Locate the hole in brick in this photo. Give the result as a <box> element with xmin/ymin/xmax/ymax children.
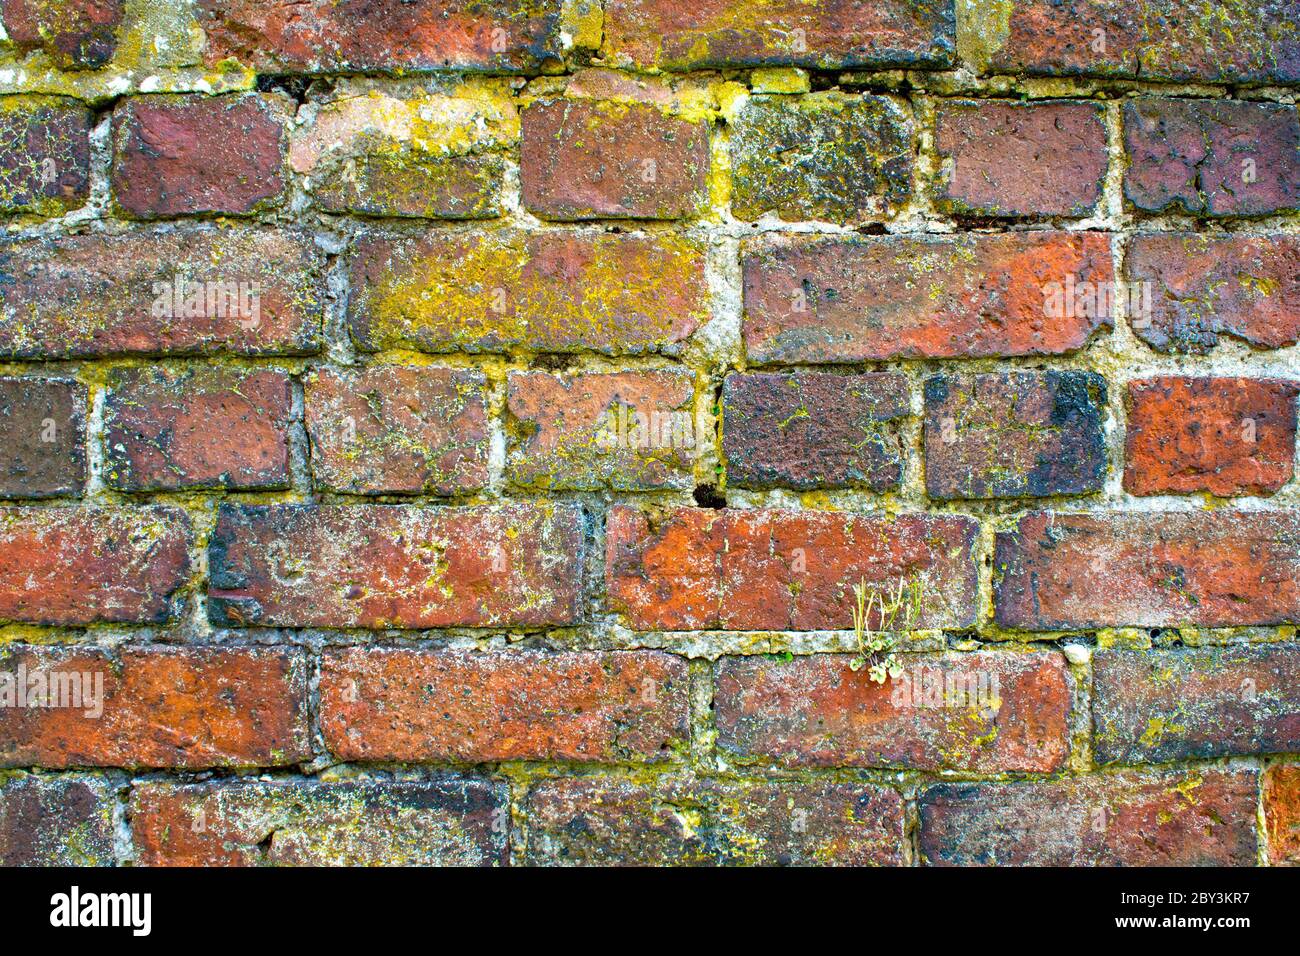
<box><xmin>530</xmin><ymin>354</ymin><xmax>570</xmax><ymax>372</ymax></box>
<box><xmin>693</xmin><ymin>484</ymin><xmax>726</xmax><ymax>509</ymax></box>
<box><xmin>256</xmin><ymin>74</ymin><xmax>312</xmax><ymax>106</ymax></box>
<box><xmin>857</xmin><ymin>223</ymin><xmax>888</xmax><ymax>236</ymax></box>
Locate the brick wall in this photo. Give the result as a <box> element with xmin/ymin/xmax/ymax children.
<box><xmin>0</xmin><ymin>0</ymin><xmax>1298</xmax><ymax>867</ymax></box>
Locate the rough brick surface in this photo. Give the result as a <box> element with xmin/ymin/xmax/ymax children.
<box><xmin>1</xmin><ymin>0</ymin><xmax>124</xmax><ymax>68</ymax></box>
<box><xmin>722</xmin><ymin>371</ymin><xmax>908</xmax><ymax>490</ymax></box>
<box><xmin>1126</xmin><ymin>233</ymin><xmax>1300</xmax><ymax>353</ymax></box>
<box><xmin>0</xmin><ymin>645</ymin><xmax>309</xmax><ymax>768</ymax></box>
<box><xmin>315</xmin><ymin>151</ymin><xmax>503</xmax><ymax>220</ymax></box>
<box><xmin>730</xmin><ymin>93</ymin><xmax>913</xmax><ymax>224</ymax></box>
<box><xmin>607</xmin><ymin>507</ymin><xmax>978</xmax><ymax>631</ymax></box>
<box><xmin>507</xmin><ymin>370</ymin><xmax>697</xmax><ymax>491</ymax></box>
<box><xmin>995</xmin><ymin>511</ymin><xmax>1300</xmax><ymax>630</ymax></box>
<box><xmin>1124</xmin><ymin>99</ymin><xmax>1300</xmax><ymax>217</ymax></box>
<box><xmin>0</xmin><ymin>377</ymin><xmax>86</xmax><ymax>499</ymax></box>
<box><xmin>1265</xmin><ymin>764</ymin><xmax>1300</xmax><ymax>866</ymax></box>
<box><xmin>526</xmin><ymin>777</ymin><xmax>906</xmax><ymax>866</ymax></box>
<box><xmin>1093</xmin><ymin>646</ymin><xmax>1300</xmax><ymax>764</ymax></box>
<box><xmin>0</xmin><ymin>507</ymin><xmax>190</xmax><ymax>625</ymax></box>
<box><xmin>104</xmin><ymin>366</ymin><xmax>294</xmax><ymax>492</ymax></box>
<box><xmin>305</xmin><ymin>365</ymin><xmax>489</xmax><ymax>495</ymax></box>
<box><xmin>0</xmin><ymin>228</ymin><xmax>324</xmax><ymax>359</ymax></box>
<box><xmin>1124</xmin><ymin>377</ymin><xmax>1299</xmax><ymax>497</ymax></box>
<box><xmin>0</xmin><ymin>775</ymin><xmax>115</xmax><ymax>866</ymax></box>
<box><xmin>112</xmin><ymin>95</ymin><xmax>290</xmax><ymax>218</ymax></box>
<box><xmin>209</xmin><ymin>504</ymin><xmax>584</xmax><ymax>628</ymax></box>
<box><xmin>320</xmin><ymin>649</ymin><xmax>688</xmax><ymax>763</ymax></box>
<box><xmin>920</xmin><ymin>769</ymin><xmax>1259</xmax><ymax>866</ymax></box>
<box><xmin>522</xmin><ymin>100</ymin><xmax>709</xmax><ymax>220</ymax></box>
<box><xmin>0</xmin><ymin>96</ymin><xmax>92</xmax><ymax>216</ymax></box>
<box><xmin>934</xmin><ymin>100</ymin><xmax>1106</xmax><ymax>217</ymax></box>
<box><xmin>924</xmin><ymin>371</ymin><xmax>1107</xmax><ymax>500</ymax></box>
<box><xmin>132</xmin><ymin>778</ymin><xmax>508</xmax><ymax>866</ymax></box>
<box><xmin>742</xmin><ymin>232</ymin><xmax>1113</xmax><ymax>362</ymax></box>
<box><xmin>716</xmin><ymin>652</ymin><xmax>1072</xmax><ymax>772</ymax></box>
<box><xmin>348</xmin><ymin>231</ymin><xmax>707</xmax><ymax>356</ymax></box>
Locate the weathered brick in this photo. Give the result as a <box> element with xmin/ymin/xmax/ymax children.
<box><xmin>305</xmin><ymin>365</ymin><xmax>489</xmax><ymax>496</ymax></box>
<box><xmin>722</xmin><ymin>371</ymin><xmax>908</xmax><ymax>491</ymax></box>
<box><xmin>607</xmin><ymin>507</ymin><xmax>978</xmax><ymax>631</ymax></box>
<box><xmin>0</xmin><ymin>645</ymin><xmax>309</xmax><ymax>768</ymax></box>
<box><xmin>104</xmin><ymin>366</ymin><xmax>293</xmax><ymax>492</ymax></box>
<box><xmin>924</xmin><ymin>371</ymin><xmax>1107</xmax><ymax>500</ymax></box>
<box><xmin>742</xmin><ymin>232</ymin><xmax>1113</xmax><ymax>363</ymax></box>
<box><xmin>521</xmin><ymin>100</ymin><xmax>709</xmax><ymax>220</ymax></box>
<box><xmin>919</xmin><ymin>769</ymin><xmax>1259</xmax><ymax>866</ymax></box>
<box><xmin>132</xmin><ymin>778</ymin><xmax>508</xmax><ymax>866</ymax></box>
<box><xmin>112</xmin><ymin>94</ymin><xmax>289</xmax><ymax>218</ymax></box>
<box><xmin>995</xmin><ymin>511</ymin><xmax>1300</xmax><ymax>629</ymax></box>
<box><xmin>0</xmin><ymin>377</ymin><xmax>86</xmax><ymax>498</ymax></box>
<box><xmin>209</xmin><ymin>503</ymin><xmax>584</xmax><ymax>628</ymax></box>
<box><xmin>1126</xmin><ymin>233</ymin><xmax>1300</xmax><ymax>353</ymax></box>
<box><xmin>0</xmin><ymin>228</ymin><xmax>324</xmax><ymax>359</ymax></box>
<box><xmin>320</xmin><ymin>649</ymin><xmax>688</xmax><ymax>763</ymax></box>
<box><xmin>729</xmin><ymin>93</ymin><xmax>913</xmax><ymax>224</ymax></box>
<box><xmin>526</xmin><ymin>777</ymin><xmax>906</xmax><ymax>866</ymax></box>
<box><xmin>1125</xmin><ymin>377</ymin><xmax>1298</xmax><ymax>497</ymax></box>
<box><xmin>1093</xmin><ymin>645</ymin><xmax>1300</xmax><ymax>764</ymax></box>
<box><xmin>0</xmin><ymin>96</ymin><xmax>92</xmax><ymax>216</ymax></box>
<box><xmin>603</xmin><ymin>0</ymin><xmax>956</xmax><ymax>71</ymax></box>
<box><xmin>0</xmin><ymin>775</ymin><xmax>114</xmax><ymax>866</ymax></box>
<box><xmin>934</xmin><ymin>100</ymin><xmax>1107</xmax><ymax>217</ymax></box>
<box><xmin>0</xmin><ymin>507</ymin><xmax>190</xmax><ymax>625</ymax></box>
<box><xmin>318</xmin><ymin>152</ymin><xmax>502</xmax><ymax>219</ymax></box>
<box><xmin>1</xmin><ymin>0</ymin><xmax>124</xmax><ymax>68</ymax></box>
<box><xmin>1265</xmin><ymin>763</ymin><xmax>1300</xmax><ymax>866</ymax></box>
<box><xmin>717</xmin><ymin>652</ymin><xmax>1072</xmax><ymax>772</ymax></box>
<box><xmin>1124</xmin><ymin>98</ymin><xmax>1299</xmax><ymax>217</ymax></box>
<box><xmin>348</xmin><ymin>230</ymin><xmax>707</xmax><ymax>356</ymax></box>
<box><xmin>985</xmin><ymin>0</ymin><xmax>1300</xmax><ymax>84</ymax></box>
<box><xmin>507</xmin><ymin>369</ymin><xmax>697</xmax><ymax>491</ymax></box>
<box><xmin>198</xmin><ymin>0</ymin><xmax>565</xmax><ymax>73</ymax></box>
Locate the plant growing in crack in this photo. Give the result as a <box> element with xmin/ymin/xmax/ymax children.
<box><xmin>850</xmin><ymin>575</ymin><xmax>924</xmax><ymax>683</ymax></box>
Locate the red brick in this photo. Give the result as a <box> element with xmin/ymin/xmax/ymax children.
<box><xmin>1126</xmin><ymin>233</ymin><xmax>1300</xmax><ymax>353</ymax></box>
<box><xmin>1125</xmin><ymin>377</ymin><xmax>1298</xmax><ymax>497</ymax></box>
<box><xmin>729</xmin><ymin>93</ymin><xmax>913</xmax><ymax>225</ymax></box>
<box><xmin>305</xmin><ymin>365</ymin><xmax>489</xmax><ymax>495</ymax></box>
<box><xmin>722</xmin><ymin>371</ymin><xmax>908</xmax><ymax>491</ymax></box>
<box><xmin>0</xmin><ymin>96</ymin><xmax>92</xmax><ymax>216</ymax></box>
<box><xmin>132</xmin><ymin>778</ymin><xmax>508</xmax><ymax>867</ymax></box>
<box><xmin>1</xmin><ymin>0</ymin><xmax>123</xmax><ymax>68</ymax></box>
<box><xmin>986</xmin><ymin>0</ymin><xmax>1300</xmax><ymax>84</ymax></box>
<box><xmin>348</xmin><ymin>230</ymin><xmax>707</xmax><ymax>356</ymax></box>
<box><xmin>0</xmin><ymin>507</ymin><xmax>190</xmax><ymax>625</ymax></box>
<box><xmin>607</xmin><ymin>507</ymin><xmax>978</xmax><ymax>631</ymax></box>
<box><xmin>0</xmin><ymin>645</ymin><xmax>309</xmax><ymax>768</ymax></box>
<box><xmin>209</xmin><ymin>503</ymin><xmax>584</xmax><ymax>629</ymax></box>
<box><xmin>1093</xmin><ymin>645</ymin><xmax>1300</xmax><ymax>764</ymax></box>
<box><xmin>526</xmin><ymin>777</ymin><xmax>906</xmax><ymax>866</ymax></box>
<box><xmin>995</xmin><ymin>511</ymin><xmax>1300</xmax><ymax>629</ymax></box>
<box><xmin>521</xmin><ymin>99</ymin><xmax>709</xmax><ymax>220</ymax></box>
<box><xmin>507</xmin><ymin>370</ymin><xmax>697</xmax><ymax>491</ymax></box>
<box><xmin>197</xmin><ymin>0</ymin><xmax>565</xmax><ymax>73</ymax></box>
<box><xmin>0</xmin><ymin>377</ymin><xmax>86</xmax><ymax>498</ymax></box>
<box><xmin>924</xmin><ymin>371</ymin><xmax>1107</xmax><ymax>500</ymax></box>
<box><xmin>104</xmin><ymin>366</ymin><xmax>293</xmax><ymax>492</ymax></box>
<box><xmin>0</xmin><ymin>228</ymin><xmax>324</xmax><ymax>359</ymax></box>
<box><xmin>0</xmin><ymin>775</ymin><xmax>114</xmax><ymax>866</ymax></box>
<box><xmin>320</xmin><ymin>648</ymin><xmax>688</xmax><ymax>763</ymax></box>
<box><xmin>111</xmin><ymin>94</ymin><xmax>289</xmax><ymax>218</ymax></box>
<box><xmin>920</xmin><ymin>769</ymin><xmax>1259</xmax><ymax>866</ymax></box>
<box><xmin>716</xmin><ymin>651</ymin><xmax>1072</xmax><ymax>772</ymax></box>
<box><xmin>603</xmin><ymin>0</ymin><xmax>956</xmax><ymax>71</ymax></box>
<box><xmin>742</xmin><ymin>232</ymin><xmax>1113</xmax><ymax>363</ymax></box>
<box><xmin>1264</xmin><ymin>763</ymin><xmax>1300</xmax><ymax>866</ymax></box>
<box><xmin>934</xmin><ymin>100</ymin><xmax>1106</xmax><ymax>218</ymax></box>
<box><xmin>315</xmin><ymin>152</ymin><xmax>503</xmax><ymax>220</ymax></box>
<box><xmin>1124</xmin><ymin>98</ymin><xmax>1299</xmax><ymax>217</ymax></box>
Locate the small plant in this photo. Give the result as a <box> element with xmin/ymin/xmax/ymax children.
<box><xmin>849</xmin><ymin>575</ymin><xmax>924</xmax><ymax>683</ymax></box>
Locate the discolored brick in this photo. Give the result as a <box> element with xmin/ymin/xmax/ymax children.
<box><xmin>0</xmin><ymin>775</ymin><xmax>114</xmax><ymax>866</ymax></box>
<box><xmin>1</xmin><ymin>0</ymin><xmax>124</xmax><ymax>68</ymax></box>
<box><xmin>0</xmin><ymin>377</ymin><xmax>86</xmax><ymax>498</ymax></box>
<box><xmin>315</xmin><ymin>152</ymin><xmax>503</xmax><ymax>220</ymax></box>
<box><xmin>1265</xmin><ymin>763</ymin><xmax>1300</xmax><ymax>866</ymax></box>
<box><xmin>0</xmin><ymin>96</ymin><xmax>92</xmax><ymax>216</ymax></box>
